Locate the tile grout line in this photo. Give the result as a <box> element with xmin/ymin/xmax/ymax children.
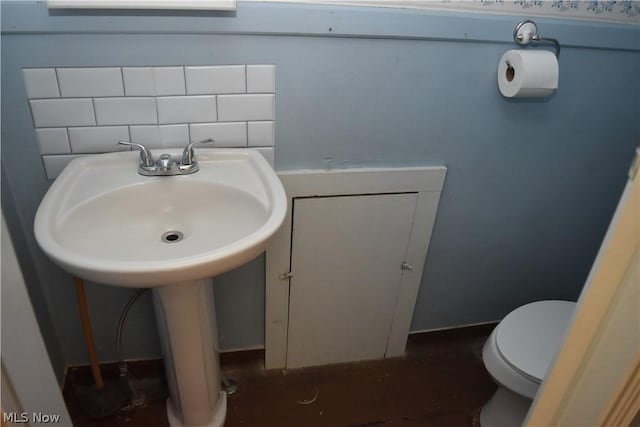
<box><xmin>90</xmin><ymin>98</ymin><xmax>98</xmax><ymax>126</ymax></box>
<box><xmin>245</xmin><ymin>63</ymin><xmax>249</xmax><ymax>147</ymax></box>
<box><xmin>64</xmin><ymin>128</ymin><xmax>72</xmax><ymax>154</ymax></box>
<box><xmin>52</xmin><ymin>67</ymin><xmax>62</xmax><ymax>98</ymax></box>
<box><xmin>155</xmin><ymin>97</ymin><xmax>162</xmax><ymax>127</ymax></box>
<box><xmin>32</xmin><ymin>120</ymin><xmax>274</xmax><ymax>130</ymax></box>
<box><xmin>63</xmin><ymin>124</ymin><xmax>132</xmax><ymax>129</ymax></box>
<box><xmin>27</xmin><ymin>92</ymin><xmax>274</xmax><ymax>101</ymax></box>
<box><xmin>244</xmin><ymin>65</ymin><xmax>249</xmax><ymax>146</ymax></box>
<box><xmin>120</xmin><ymin>67</ymin><xmax>126</xmax><ymax>96</ymax></box>
<box><xmin>153</xmin><ymin>95</ymin><xmax>159</xmax><ymax>125</ymax></box>
<box><xmin>181</xmin><ymin>66</ymin><xmax>187</xmax><ymax>95</ymax></box>
<box><xmin>215</xmin><ymin>95</ymin><xmax>219</xmax><ymax>123</ymax></box>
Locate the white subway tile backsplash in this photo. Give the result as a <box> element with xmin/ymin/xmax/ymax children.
<box><xmin>123</xmin><ymin>67</ymin><xmax>186</xmax><ymax>96</ymax></box>
<box><xmin>248</xmin><ymin>121</ymin><xmax>274</xmax><ymax>147</ymax></box>
<box><xmin>185</xmin><ymin>66</ymin><xmax>245</xmax><ymax>95</ymax></box>
<box><xmin>153</xmin><ymin>67</ymin><xmax>186</xmax><ymax>96</ymax></box>
<box><xmin>57</xmin><ymin>68</ymin><xmax>124</xmax><ymax>97</ymax></box>
<box><xmin>122</xmin><ymin>67</ymin><xmax>155</xmax><ymax>96</ymax></box>
<box><xmin>23</xmin><ymin>69</ymin><xmax>60</xmax><ymax>99</ymax></box>
<box><xmin>42</xmin><ymin>154</ymin><xmax>86</xmax><ymax>179</ymax></box>
<box><xmin>252</xmin><ymin>147</ymin><xmax>275</xmax><ymax>168</ymax></box>
<box><xmin>157</xmin><ymin>96</ymin><xmax>216</xmax><ymax>124</ymax></box>
<box><xmin>26</xmin><ymin>64</ymin><xmax>276</xmax><ymax>178</ymax></box>
<box><xmin>94</xmin><ymin>97</ymin><xmax>157</xmax><ymax>125</ymax></box>
<box><xmin>130</xmin><ymin>124</ymin><xmax>189</xmax><ymax>149</ymax></box>
<box><xmin>247</xmin><ymin>65</ymin><xmax>275</xmax><ymax>93</ymax></box>
<box><xmin>189</xmin><ymin>122</ymin><xmax>247</xmax><ymax>147</ymax></box>
<box><xmin>30</xmin><ymin>99</ymin><xmax>96</xmax><ymax>127</ymax></box>
<box><xmin>68</xmin><ymin>126</ymin><xmax>130</xmax><ymax>153</ymax></box>
<box><xmin>217</xmin><ymin>94</ymin><xmax>274</xmax><ymax>122</ymax></box>
<box><xmin>35</xmin><ymin>128</ymin><xmax>70</xmax><ymax>154</ymax></box>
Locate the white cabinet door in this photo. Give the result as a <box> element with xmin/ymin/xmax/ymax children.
<box><xmin>286</xmin><ymin>193</ymin><xmax>418</xmax><ymax>369</ymax></box>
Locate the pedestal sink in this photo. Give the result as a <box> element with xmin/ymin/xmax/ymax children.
<box><xmin>34</xmin><ymin>148</ymin><xmax>287</xmax><ymax>426</ymax></box>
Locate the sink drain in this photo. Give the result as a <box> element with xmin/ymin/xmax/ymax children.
<box><xmin>161</xmin><ymin>230</ymin><xmax>184</xmax><ymax>243</ymax></box>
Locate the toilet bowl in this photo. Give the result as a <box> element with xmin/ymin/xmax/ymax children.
<box><xmin>480</xmin><ymin>300</ymin><xmax>576</xmax><ymax>427</ymax></box>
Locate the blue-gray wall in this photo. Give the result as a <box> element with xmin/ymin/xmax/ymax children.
<box><xmin>2</xmin><ymin>1</ymin><xmax>638</xmax><ymax>381</ymax></box>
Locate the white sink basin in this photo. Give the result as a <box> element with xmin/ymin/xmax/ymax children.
<box><xmin>34</xmin><ymin>148</ymin><xmax>287</xmax><ymax>287</ymax></box>
<box><xmin>35</xmin><ymin>147</ymin><xmax>286</xmax><ymax>427</ymax></box>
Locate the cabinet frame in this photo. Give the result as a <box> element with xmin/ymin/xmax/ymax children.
<box><xmin>265</xmin><ymin>167</ymin><xmax>447</xmax><ymax>369</ymax></box>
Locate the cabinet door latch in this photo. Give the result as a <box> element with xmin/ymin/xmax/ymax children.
<box><xmin>279</xmin><ymin>271</ymin><xmax>294</xmax><ymax>280</ymax></box>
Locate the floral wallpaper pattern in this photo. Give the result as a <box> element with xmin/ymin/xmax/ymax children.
<box><xmin>277</xmin><ymin>1</ymin><xmax>639</xmax><ymax>24</ymax></box>
<box><xmin>436</xmin><ymin>0</ymin><xmax>640</xmax><ymax>24</ymax></box>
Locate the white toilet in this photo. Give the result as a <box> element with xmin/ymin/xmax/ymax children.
<box><xmin>480</xmin><ymin>300</ymin><xmax>576</xmax><ymax>427</ymax></box>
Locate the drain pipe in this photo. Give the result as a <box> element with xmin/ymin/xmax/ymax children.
<box><xmin>116</xmin><ymin>288</ymin><xmax>149</xmax><ymax>408</ymax></box>
<box><xmin>117</xmin><ymin>286</ymin><xmax>239</xmax><ymax>401</ymax></box>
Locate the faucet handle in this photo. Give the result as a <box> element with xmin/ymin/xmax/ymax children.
<box><xmin>181</xmin><ymin>139</ymin><xmax>214</xmax><ymax>166</ymax></box>
<box><xmin>118</xmin><ymin>141</ymin><xmax>155</xmax><ymax>167</ymax></box>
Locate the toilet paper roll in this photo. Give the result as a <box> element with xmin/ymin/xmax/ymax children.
<box><xmin>497</xmin><ymin>50</ymin><xmax>559</xmax><ymax>98</ymax></box>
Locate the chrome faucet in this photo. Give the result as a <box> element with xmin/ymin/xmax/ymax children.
<box><xmin>118</xmin><ymin>139</ymin><xmax>214</xmax><ymax>176</ymax></box>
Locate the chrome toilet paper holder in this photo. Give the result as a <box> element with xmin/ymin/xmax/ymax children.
<box><xmin>513</xmin><ymin>19</ymin><xmax>561</xmax><ymax>59</ymax></box>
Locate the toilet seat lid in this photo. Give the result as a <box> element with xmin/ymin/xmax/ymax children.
<box><xmin>495</xmin><ymin>300</ymin><xmax>576</xmax><ymax>382</ymax></box>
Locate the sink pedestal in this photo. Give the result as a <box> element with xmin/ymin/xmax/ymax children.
<box><xmin>152</xmin><ymin>279</ymin><xmax>226</xmax><ymax>427</ymax></box>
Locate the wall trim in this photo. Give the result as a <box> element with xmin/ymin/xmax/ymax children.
<box><xmin>64</xmin><ymin>344</ymin><xmax>266</xmax><ymax>369</ymax></box>
<box><xmin>1</xmin><ymin>1</ymin><xmax>638</xmax><ymax>52</ymax></box>
<box><xmin>409</xmin><ymin>319</ymin><xmax>499</xmax><ymax>336</ymax></box>
<box><xmin>219</xmin><ymin>344</ymin><xmax>265</xmax><ymax>354</ymax></box>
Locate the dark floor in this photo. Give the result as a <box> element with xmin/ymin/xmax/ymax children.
<box><xmin>64</xmin><ymin>324</ymin><xmax>497</xmax><ymax>427</ymax></box>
